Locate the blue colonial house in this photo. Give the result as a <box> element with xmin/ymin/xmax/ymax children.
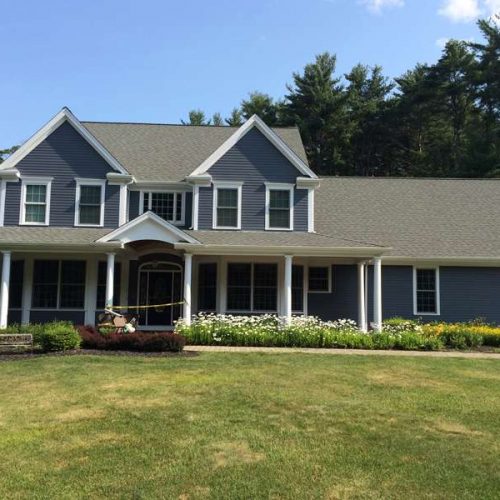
<box><xmin>0</xmin><ymin>107</ymin><xmax>499</xmax><ymax>330</ymax></box>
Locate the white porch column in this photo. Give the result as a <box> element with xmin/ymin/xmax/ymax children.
<box><xmin>0</xmin><ymin>251</ymin><xmax>11</xmax><ymax>328</ymax></box>
<box><xmin>357</xmin><ymin>261</ymin><xmax>367</xmax><ymax>332</ymax></box>
<box><xmin>183</xmin><ymin>253</ymin><xmax>192</xmax><ymax>325</ymax></box>
<box><xmin>284</xmin><ymin>255</ymin><xmax>293</xmax><ymax>325</ymax></box>
<box><xmin>105</xmin><ymin>252</ymin><xmax>115</xmax><ymax>309</ymax></box>
<box><xmin>373</xmin><ymin>257</ymin><xmax>382</xmax><ymax>332</ymax></box>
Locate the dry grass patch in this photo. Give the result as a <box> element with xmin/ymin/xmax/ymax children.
<box><xmin>212</xmin><ymin>441</ymin><xmax>265</xmax><ymax>468</ymax></box>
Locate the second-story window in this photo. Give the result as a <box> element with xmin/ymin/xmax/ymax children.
<box><xmin>141</xmin><ymin>192</ymin><xmax>184</xmax><ymax>224</ymax></box>
<box><xmin>20</xmin><ymin>177</ymin><xmax>52</xmax><ymax>225</ymax></box>
<box><xmin>75</xmin><ymin>179</ymin><xmax>105</xmax><ymax>227</ymax></box>
<box><xmin>213</xmin><ymin>182</ymin><xmax>242</xmax><ymax>229</ymax></box>
<box><xmin>265</xmin><ymin>183</ymin><xmax>293</xmax><ymax>230</ymax></box>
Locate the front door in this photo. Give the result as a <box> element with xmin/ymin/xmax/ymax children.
<box><xmin>138</xmin><ymin>263</ymin><xmax>182</xmax><ymax>327</ymax></box>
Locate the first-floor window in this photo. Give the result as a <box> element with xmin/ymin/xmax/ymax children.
<box><xmin>292</xmin><ymin>265</ymin><xmax>304</xmax><ymax>312</ymax></box>
<box><xmin>32</xmin><ymin>260</ymin><xmax>86</xmax><ymax>309</ymax></box>
<box><xmin>96</xmin><ymin>261</ymin><xmax>122</xmax><ymax>309</ymax></box>
<box><xmin>308</xmin><ymin>266</ymin><xmax>331</xmax><ymax>293</ymax></box>
<box><xmin>415</xmin><ymin>268</ymin><xmax>439</xmax><ymax>314</ymax></box>
<box><xmin>198</xmin><ymin>263</ymin><xmax>217</xmax><ymax>312</ymax></box>
<box><xmin>142</xmin><ymin>191</ymin><xmax>184</xmax><ymax>224</ymax></box>
<box><xmin>226</xmin><ymin>263</ymin><xmax>278</xmax><ymax>312</ymax></box>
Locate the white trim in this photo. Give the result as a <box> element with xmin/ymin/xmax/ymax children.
<box><xmin>138</xmin><ymin>190</ymin><xmax>186</xmax><ymax>226</ymax></box>
<box><xmin>0</xmin><ymin>251</ymin><xmax>11</xmax><ymax>328</ymax></box>
<box><xmin>119</xmin><ymin>184</ymin><xmax>128</xmax><ymax>226</ymax></box>
<box><xmin>357</xmin><ymin>261</ymin><xmax>367</xmax><ymax>332</ymax></box>
<box><xmin>183</xmin><ymin>253</ymin><xmax>192</xmax><ymax>325</ymax></box>
<box><xmin>307</xmin><ymin>265</ymin><xmax>332</xmax><ymax>293</ymax></box>
<box><xmin>97</xmin><ymin>211</ymin><xmax>200</xmax><ymax>245</ymax></box>
<box><xmin>265</xmin><ymin>183</ymin><xmax>294</xmax><ymax>231</ymax></box>
<box><xmin>0</xmin><ymin>181</ymin><xmax>6</xmax><ymax>227</ymax></box>
<box><xmin>296</xmin><ymin>177</ymin><xmax>321</xmax><ymax>189</ymax></box>
<box><xmin>284</xmin><ymin>255</ymin><xmax>292</xmax><ymax>324</ymax></box>
<box><xmin>19</xmin><ymin>176</ymin><xmax>53</xmax><ymax>226</ymax></box>
<box><xmin>413</xmin><ymin>266</ymin><xmax>441</xmax><ymax>316</ymax></box>
<box><xmin>212</xmin><ymin>182</ymin><xmax>243</xmax><ymax>230</ymax></box>
<box><xmin>307</xmin><ymin>188</ymin><xmax>315</xmax><ymax>233</ymax></box>
<box><xmin>373</xmin><ymin>257</ymin><xmax>383</xmax><ymax>331</ymax></box>
<box><xmin>188</xmin><ymin>115</ymin><xmax>317</xmax><ymax>179</ymax></box>
<box><xmin>192</xmin><ymin>185</ymin><xmax>200</xmax><ymax>230</ymax></box>
<box><xmin>74</xmin><ymin>178</ymin><xmax>106</xmax><ymax>227</ymax></box>
<box><xmin>84</xmin><ymin>257</ymin><xmax>98</xmax><ymax>325</ymax></box>
<box><xmin>21</xmin><ymin>256</ymin><xmax>33</xmax><ymax>325</ymax></box>
<box><xmin>0</xmin><ymin>107</ymin><xmax>128</xmax><ymax>174</ymax></box>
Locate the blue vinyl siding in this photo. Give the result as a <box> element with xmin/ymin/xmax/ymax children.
<box><xmin>199</xmin><ymin>128</ymin><xmax>308</xmax><ymax>231</ymax></box>
<box><xmin>128</xmin><ymin>191</ymin><xmax>140</xmax><ymax>221</ymax></box>
<box><xmin>308</xmin><ymin>264</ymin><xmax>500</xmax><ymax>325</ymax></box>
<box><xmin>4</xmin><ymin>121</ymin><xmax>119</xmax><ymax>228</ymax></box>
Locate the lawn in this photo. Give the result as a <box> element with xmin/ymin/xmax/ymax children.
<box><xmin>0</xmin><ymin>353</ymin><xmax>499</xmax><ymax>499</ymax></box>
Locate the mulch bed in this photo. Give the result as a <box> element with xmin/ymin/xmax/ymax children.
<box><xmin>0</xmin><ymin>349</ymin><xmax>198</xmax><ymax>361</ymax></box>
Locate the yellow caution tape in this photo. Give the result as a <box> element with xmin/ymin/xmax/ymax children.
<box><xmin>108</xmin><ymin>301</ymin><xmax>185</xmax><ymax>310</ymax></box>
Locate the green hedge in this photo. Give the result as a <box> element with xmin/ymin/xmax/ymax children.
<box><xmin>1</xmin><ymin>321</ymin><xmax>80</xmax><ymax>352</ymax></box>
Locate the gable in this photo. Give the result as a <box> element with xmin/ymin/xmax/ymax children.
<box><xmin>15</xmin><ymin>121</ymin><xmax>115</xmax><ymax>179</ymax></box>
<box><xmin>208</xmin><ymin>128</ymin><xmax>302</xmax><ymax>183</ymax></box>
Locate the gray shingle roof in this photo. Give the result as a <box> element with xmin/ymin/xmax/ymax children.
<box><xmin>315</xmin><ymin>177</ymin><xmax>500</xmax><ymax>259</ymax></box>
<box><xmin>82</xmin><ymin>122</ymin><xmax>308</xmax><ymax>182</ymax></box>
<box><xmin>0</xmin><ymin>227</ymin><xmax>111</xmax><ymax>246</ymax></box>
<box><xmin>185</xmin><ymin>230</ymin><xmax>385</xmax><ymax>249</ymax></box>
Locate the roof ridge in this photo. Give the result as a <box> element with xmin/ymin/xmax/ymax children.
<box><xmin>82</xmin><ymin>120</ymin><xmax>299</xmax><ymax>130</ymax></box>
<box><xmin>319</xmin><ymin>176</ymin><xmax>500</xmax><ymax>181</ymax></box>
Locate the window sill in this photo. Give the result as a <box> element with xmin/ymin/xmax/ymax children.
<box><xmin>414</xmin><ymin>312</ymin><xmax>440</xmax><ymax>316</ymax></box>
<box><xmin>74</xmin><ymin>223</ymin><xmax>104</xmax><ymax>228</ymax></box>
<box><xmin>19</xmin><ymin>222</ymin><xmax>49</xmax><ymax>226</ymax></box>
<box><xmin>212</xmin><ymin>226</ymin><xmax>241</xmax><ymax>231</ymax></box>
<box><xmin>265</xmin><ymin>227</ymin><xmax>293</xmax><ymax>231</ymax></box>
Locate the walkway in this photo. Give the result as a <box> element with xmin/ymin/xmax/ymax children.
<box><xmin>185</xmin><ymin>345</ymin><xmax>500</xmax><ymax>360</ymax></box>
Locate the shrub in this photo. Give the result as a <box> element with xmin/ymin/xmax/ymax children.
<box><xmin>38</xmin><ymin>321</ymin><xmax>81</xmax><ymax>352</ymax></box>
<box><xmin>78</xmin><ymin>326</ymin><xmax>185</xmax><ymax>352</ymax></box>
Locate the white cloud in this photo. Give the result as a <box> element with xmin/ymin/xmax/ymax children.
<box><xmin>359</xmin><ymin>0</ymin><xmax>405</xmax><ymax>14</ymax></box>
<box><xmin>438</xmin><ymin>0</ymin><xmax>482</xmax><ymax>22</ymax></box>
<box><xmin>484</xmin><ymin>0</ymin><xmax>500</xmax><ymax>16</ymax></box>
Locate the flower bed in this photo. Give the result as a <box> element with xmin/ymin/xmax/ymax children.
<box><xmin>78</xmin><ymin>326</ymin><xmax>186</xmax><ymax>352</ymax></box>
<box><xmin>175</xmin><ymin>314</ymin><xmax>443</xmax><ymax>350</ymax></box>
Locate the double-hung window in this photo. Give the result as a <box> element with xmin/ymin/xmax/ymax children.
<box><xmin>266</xmin><ymin>183</ymin><xmax>293</xmax><ymax>230</ymax></box>
<box><xmin>226</xmin><ymin>263</ymin><xmax>278</xmax><ymax>312</ymax></box>
<box><xmin>141</xmin><ymin>191</ymin><xmax>184</xmax><ymax>224</ymax></box>
<box><xmin>32</xmin><ymin>260</ymin><xmax>86</xmax><ymax>309</ymax></box>
<box><xmin>308</xmin><ymin>266</ymin><xmax>332</xmax><ymax>293</ymax></box>
<box><xmin>20</xmin><ymin>177</ymin><xmax>52</xmax><ymax>225</ymax></box>
<box><xmin>213</xmin><ymin>182</ymin><xmax>242</xmax><ymax>229</ymax></box>
<box><xmin>75</xmin><ymin>179</ymin><xmax>105</xmax><ymax>226</ymax></box>
<box><xmin>414</xmin><ymin>268</ymin><xmax>440</xmax><ymax>315</ymax></box>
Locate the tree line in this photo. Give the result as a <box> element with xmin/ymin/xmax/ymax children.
<box><xmin>182</xmin><ymin>17</ymin><xmax>500</xmax><ymax>178</ymax></box>
<box><xmin>2</xmin><ymin>18</ymin><xmax>499</xmax><ymax>178</ymax></box>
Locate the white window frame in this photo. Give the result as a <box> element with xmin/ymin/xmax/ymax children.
<box><xmin>413</xmin><ymin>267</ymin><xmax>441</xmax><ymax>316</ymax></box>
<box><xmin>265</xmin><ymin>182</ymin><xmax>294</xmax><ymax>231</ymax></box>
<box><xmin>19</xmin><ymin>176</ymin><xmax>53</xmax><ymax>226</ymax></box>
<box><xmin>308</xmin><ymin>265</ymin><xmax>332</xmax><ymax>294</ymax></box>
<box><xmin>139</xmin><ymin>190</ymin><xmax>186</xmax><ymax>225</ymax></box>
<box><xmin>31</xmin><ymin>259</ymin><xmax>86</xmax><ymax>311</ymax></box>
<box><xmin>74</xmin><ymin>178</ymin><xmax>106</xmax><ymax>227</ymax></box>
<box><xmin>212</xmin><ymin>181</ymin><xmax>243</xmax><ymax>230</ymax></box>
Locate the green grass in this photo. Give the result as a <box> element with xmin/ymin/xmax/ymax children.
<box><xmin>0</xmin><ymin>353</ymin><xmax>499</xmax><ymax>499</ymax></box>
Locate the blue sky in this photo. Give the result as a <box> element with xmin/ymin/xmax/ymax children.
<box><xmin>1</xmin><ymin>0</ymin><xmax>498</xmax><ymax>146</ymax></box>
